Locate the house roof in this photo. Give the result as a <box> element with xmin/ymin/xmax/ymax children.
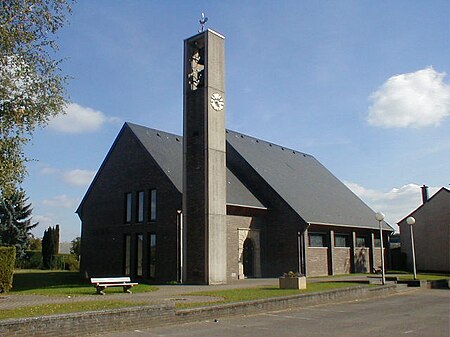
<box><xmin>397</xmin><ymin>187</ymin><xmax>450</xmax><ymax>224</ymax></box>
<box><xmin>79</xmin><ymin>122</ymin><xmax>393</xmax><ymax>231</ymax></box>
<box><xmin>226</xmin><ymin>130</ymin><xmax>393</xmax><ymax>231</ymax></box>
<box><xmin>127</xmin><ymin>123</ymin><xmax>265</xmax><ymax>209</ymax></box>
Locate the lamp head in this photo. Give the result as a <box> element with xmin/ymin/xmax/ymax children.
<box><xmin>375</xmin><ymin>211</ymin><xmax>385</xmax><ymax>222</ymax></box>
<box><xmin>406</xmin><ymin>216</ymin><xmax>416</xmax><ymax>225</ymax></box>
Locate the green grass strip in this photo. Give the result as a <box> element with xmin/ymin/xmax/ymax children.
<box><xmin>11</xmin><ymin>270</ymin><xmax>157</xmax><ymax>296</ymax></box>
<box><xmin>0</xmin><ymin>300</ymin><xmax>147</xmax><ymax>320</ymax></box>
<box><xmin>176</xmin><ymin>282</ymin><xmax>363</xmax><ymax>309</ymax></box>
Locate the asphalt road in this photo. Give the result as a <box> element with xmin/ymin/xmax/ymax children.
<box><xmin>98</xmin><ymin>289</ymin><xmax>450</xmax><ymax>337</ymax></box>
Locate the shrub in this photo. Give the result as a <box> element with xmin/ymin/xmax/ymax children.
<box><xmin>0</xmin><ymin>246</ymin><xmax>16</xmax><ymax>293</ymax></box>
<box><xmin>15</xmin><ymin>250</ymin><xmax>42</xmax><ymax>269</ymax></box>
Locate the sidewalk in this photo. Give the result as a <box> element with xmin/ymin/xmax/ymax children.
<box><xmin>0</xmin><ymin>275</ymin><xmax>370</xmax><ymax>310</ymax></box>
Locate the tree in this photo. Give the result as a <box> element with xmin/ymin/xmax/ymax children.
<box><xmin>70</xmin><ymin>236</ymin><xmax>80</xmax><ymax>259</ymax></box>
<box><xmin>0</xmin><ymin>0</ymin><xmax>73</xmax><ymax>195</ymax></box>
<box><xmin>0</xmin><ymin>189</ymin><xmax>38</xmax><ymax>259</ymax></box>
<box><xmin>42</xmin><ymin>224</ymin><xmax>59</xmax><ymax>269</ymax></box>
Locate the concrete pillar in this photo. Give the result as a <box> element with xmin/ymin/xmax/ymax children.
<box><xmin>329</xmin><ymin>229</ymin><xmax>335</xmax><ymax>275</ymax></box>
<box><xmin>351</xmin><ymin>231</ymin><xmax>356</xmax><ymax>273</ymax></box>
<box><xmin>370</xmin><ymin>232</ymin><xmax>376</xmax><ymax>273</ymax></box>
<box><xmin>183</xmin><ymin>29</ymin><xmax>227</xmax><ymax>284</ymax></box>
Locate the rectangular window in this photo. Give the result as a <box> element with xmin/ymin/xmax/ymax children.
<box><xmin>335</xmin><ymin>235</ymin><xmax>350</xmax><ymax>247</ymax></box>
<box><xmin>357</xmin><ymin>236</ymin><xmax>368</xmax><ymax>247</ymax></box>
<box><xmin>137</xmin><ymin>191</ymin><xmax>144</xmax><ymax>223</ymax></box>
<box><xmin>309</xmin><ymin>233</ymin><xmax>326</xmax><ymax>247</ymax></box>
<box><xmin>124</xmin><ymin>192</ymin><xmax>132</xmax><ymax>223</ymax></box>
<box><xmin>149</xmin><ymin>233</ymin><xmax>157</xmax><ymax>278</ymax></box>
<box><xmin>136</xmin><ymin>234</ymin><xmax>144</xmax><ymax>276</ymax></box>
<box><xmin>149</xmin><ymin>189</ymin><xmax>157</xmax><ymax>221</ymax></box>
<box><xmin>124</xmin><ymin>234</ymin><xmax>131</xmax><ymax>275</ymax></box>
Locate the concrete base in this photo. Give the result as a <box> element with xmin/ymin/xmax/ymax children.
<box><xmin>279</xmin><ymin>277</ymin><xmax>307</xmax><ymax>289</ymax></box>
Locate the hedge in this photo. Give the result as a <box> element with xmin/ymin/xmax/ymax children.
<box><xmin>0</xmin><ymin>246</ymin><xmax>16</xmax><ymax>293</ymax></box>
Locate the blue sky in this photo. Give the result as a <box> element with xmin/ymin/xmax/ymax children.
<box><xmin>23</xmin><ymin>1</ymin><xmax>449</xmax><ymax>241</ymax></box>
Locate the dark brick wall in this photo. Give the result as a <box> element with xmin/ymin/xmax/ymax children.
<box><xmin>79</xmin><ymin>126</ymin><xmax>182</xmax><ymax>282</ymax></box>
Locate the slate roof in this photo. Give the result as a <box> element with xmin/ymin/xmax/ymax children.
<box><xmin>226</xmin><ymin>130</ymin><xmax>392</xmax><ymax>231</ymax></box>
<box><xmin>127</xmin><ymin>123</ymin><xmax>265</xmax><ymax>209</ymax></box>
<box><xmin>80</xmin><ymin>122</ymin><xmax>392</xmax><ymax>231</ymax></box>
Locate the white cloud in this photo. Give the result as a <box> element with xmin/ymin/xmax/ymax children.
<box><xmin>367</xmin><ymin>67</ymin><xmax>450</xmax><ymax>128</ymax></box>
<box><xmin>345</xmin><ymin>182</ymin><xmax>440</xmax><ymax>231</ymax></box>
<box><xmin>63</xmin><ymin>169</ymin><xmax>96</xmax><ymax>187</ymax></box>
<box><xmin>32</xmin><ymin>214</ymin><xmax>54</xmax><ymax>225</ymax></box>
<box><xmin>42</xmin><ymin>195</ymin><xmax>80</xmax><ymax>209</ymax></box>
<box><xmin>48</xmin><ymin>102</ymin><xmax>120</xmax><ymax>133</ymax></box>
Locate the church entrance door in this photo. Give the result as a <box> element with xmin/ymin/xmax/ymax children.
<box><xmin>243</xmin><ymin>238</ymin><xmax>254</xmax><ymax>278</ymax></box>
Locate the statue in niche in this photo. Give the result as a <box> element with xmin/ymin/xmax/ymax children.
<box><xmin>188</xmin><ymin>48</ymin><xmax>204</xmax><ymax>91</ymax></box>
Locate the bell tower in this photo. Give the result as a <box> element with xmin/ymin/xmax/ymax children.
<box><xmin>182</xmin><ymin>29</ymin><xmax>227</xmax><ymax>284</ymax></box>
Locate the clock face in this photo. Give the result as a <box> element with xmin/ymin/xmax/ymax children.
<box><xmin>210</xmin><ymin>93</ymin><xmax>224</xmax><ymax>111</ymax></box>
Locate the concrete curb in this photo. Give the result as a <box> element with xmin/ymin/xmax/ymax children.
<box><xmin>0</xmin><ymin>284</ymin><xmax>410</xmax><ymax>337</ymax></box>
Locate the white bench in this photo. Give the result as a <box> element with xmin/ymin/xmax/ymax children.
<box><xmin>90</xmin><ymin>277</ymin><xmax>138</xmax><ymax>295</ymax></box>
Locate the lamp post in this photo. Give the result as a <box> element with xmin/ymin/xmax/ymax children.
<box><xmin>375</xmin><ymin>211</ymin><xmax>386</xmax><ymax>285</ymax></box>
<box><xmin>177</xmin><ymin>210</ymin><xmax>183</xmax><ymax>283</ymax></box>
<box><xmin>406</xmin><ymin>216</ymin><xmax>417</xmax><ymax>280</ymax></box>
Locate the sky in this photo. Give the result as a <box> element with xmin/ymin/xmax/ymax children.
<box><xmin>22</xmin><ymin>1</ymin><xmax>449</xmax><ymax>241</ymax></box>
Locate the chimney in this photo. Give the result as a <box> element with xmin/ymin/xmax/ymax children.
<box><xmin>421</xmin><ymin>185</ymin><xmax>429</xmax><ymax>204</ymax></box>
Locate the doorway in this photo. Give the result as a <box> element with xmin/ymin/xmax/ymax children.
<box><xmin>243</xmin><ymin>238</ymin><xmax>254</xmax><ymax>278</ymax></box>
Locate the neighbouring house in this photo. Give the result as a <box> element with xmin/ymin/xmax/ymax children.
<box><xmin>76</xmin><ymin>29</ymin><xmax>393</xmax><ymax>284</ymax></box>
<box><xmin>398</xmin><ymin>186</ymin><xmax>450</xmax><ymax>273</ymax></box>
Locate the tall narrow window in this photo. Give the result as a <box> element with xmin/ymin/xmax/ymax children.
<box><xmin>124</xmin><ymin>234</ymin><xmax>131</xmax><ymax>275</ymax></box>
<box><xmin>136</xmin><ymin>234</ymin><xmax>144</xmax><ymax>276</ymax></box>
<box><xmin>137</xmin><ymin>191</ymin><xmax>144</xmax><ymax>223</ymax></box>
<box><xmin>125</xmin><ymin>192</ymin><xmax>132</xmax><ymax>223</ymax></box>
<box><xmin>149</xmin><ymin>233</ymin><xmax>157</xmax><ymax>278</ymax></box>
<box><xmin>149</xmin><ymin>189</ymin><xmax>157</xmax><ymax>221</ymax></box>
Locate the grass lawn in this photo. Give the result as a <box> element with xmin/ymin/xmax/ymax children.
<box><xmin>0</xmin><ymin>300</ymin><xmax>147</xmax><ymax>320</ymax></box>
<box><xmin>176</xmin><ymin>281</ymin><xmax>363</xmax><ymax>309</ymax></box>
<box><xmin>11</xmin><ymin>269</ymin><xmax>157</xmax><ymax>296</ymax></box>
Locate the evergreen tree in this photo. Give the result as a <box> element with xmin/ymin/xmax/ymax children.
<box><xmin>0</xmin><ymin>189</ymin><xmax>38</xmax><ymax>258</ymax></box>
<box><xmin>42</xmin><ymin>224</ymin><xmax>59</xmax><ymax>269</ymax></box>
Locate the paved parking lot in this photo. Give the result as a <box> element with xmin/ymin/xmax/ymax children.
<box><xmin>97</xmin><ymin>289</ymin><xmax>450</xmax><ymax>337</ymax></box>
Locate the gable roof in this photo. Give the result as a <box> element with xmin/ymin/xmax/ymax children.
<box><xmin>397</xmin><ymin>187</ymin><xmax>450</xmax><ymax>224</ymax></box>
<box><xmin>79</xmin><ymin>122</ymin><xmax>392</xmax><ymax>231</ymax></box>
<box><xmin>226</xmin><ymin>130</ymin><xmax>393</xmax><ymax>231</ymax></box>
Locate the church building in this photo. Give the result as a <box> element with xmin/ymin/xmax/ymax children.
<box><xmin>77</xmin><ymin>29</ymin><xmax>393</xmax><ymax>284</ymax></box>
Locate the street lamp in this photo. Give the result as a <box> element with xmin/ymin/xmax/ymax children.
<box><xmin>406</xmin><ymin>216</ymin><xmax>417</xmax><ymax>280</ymax></box>
<box><xmin>375</xmin><ymin>211</ymin><xmax>386</xmax><ymax>285</ymax></box>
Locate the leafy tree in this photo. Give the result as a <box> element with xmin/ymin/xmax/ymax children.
<box><xmin>70</xmin><ymin>236</ymin><xmax>80</xmax><ymax>259</ymax></box>
<box><xmin>0</xmin><ymin>0</ymin><xmax>73</xmax><ymax>195</ymax></box>
<box><xmin>0</xmin><ymin>189</ymin><xmax>38</xmax><ymax>258</ymax></box>
<box><xmin>28</xmin><ymin>234</ymin><xmax>42</xmax><ymax>251</ymax></box>
<box><xmin>42</xmin><ymin>224</ymin><xmax>59</xmax><ymax>269</ymax></box>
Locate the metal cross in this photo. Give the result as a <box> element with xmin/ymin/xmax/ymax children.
<box><xmin>199</xmin><ymin>12</ymin><xmax>208</xmax><ymax>32</ymax></box>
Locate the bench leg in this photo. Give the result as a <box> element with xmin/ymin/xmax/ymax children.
<box><xmin>96</xmin><ymin>286</ymin><xmax>106</xmax><ymax>295</ymax></box>
<box><xmin>123</xmin><ymin>285</ymin><xmax>132</xmax><ymax>294</ymax></box>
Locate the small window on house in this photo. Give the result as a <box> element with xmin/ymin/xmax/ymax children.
<box><xmin>149</xmin><ymin>233</ymin><xmax>157</xmax><ymax>278</ymax></box>
<box><xmin>137</xmin><ymin>191</ymin><xmax>144</xmax><ymax>223</ymax></box>
<box><xmin>309</xmin><ymin>233</ymin><xmax>326</xmax><ymax>247</ymax></box>
<box><xmin>136</xmin><ymin>234</ymin><xmax>144</xmax><ymax>276</ymax></box>
<box><xmin>335</xmin><ymin>234</ymin><xmax>349</xmax><ymax>247</ymax></box>
<box><xmin>124</xmin><ymin>234</ymin><xmax>131</xmax><ymax>275</ymax></box>
<box><xmin>124</xmin><ymin>193</ymin><xmax>132</xmax><ymax>223</ymax></box>
<box><xmin>149</xmin><ymin>189</ymin><xmax>157</xmax><ymax>221</ymax></box>
<box><xmin>357</xmin><ymin>236</ymin><xmax>368</xmax><ymax>247</ymax></box>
